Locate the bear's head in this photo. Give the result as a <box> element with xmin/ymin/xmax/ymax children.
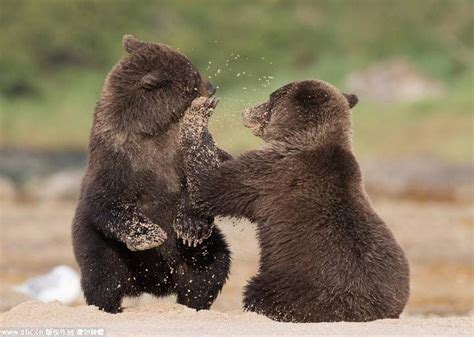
<box><xmin>100</xmin><ymin>35</ymin><xmax>215</xmax><ymax>134</ymax></box>
<box><xmin>242</xmin><ymin>80</ymin><xmax>358</xmax><ymax>143</ymax></box>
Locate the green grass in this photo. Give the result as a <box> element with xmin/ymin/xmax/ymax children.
<box><xmin>210</xmin><ymin>68</ymin><xmax>474</xmax><ymax>163</ymax></box>
<box><xmin>1</xmin><ymin>67</ymin><xmax>472</xmax><ymax>164</ymax></box>
<box><xmin>1</xmin><ymin>0</ymin><xmax>472</xmax><ymax>163</ymax></box>
<box><xmin>1</xmin><ymin>70</ymin><xmax>103</xmax><ymax>149</ymax></box>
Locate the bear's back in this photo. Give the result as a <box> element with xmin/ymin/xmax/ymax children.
<box><xmin>250</xmin><ymin>144</ymin><xmax>409</xmax><ymax>321</ymax></box>
<box><xmin>255</xmin><ymin>144</ymin><xmax>408</xmax><ymax>292</ymax></box>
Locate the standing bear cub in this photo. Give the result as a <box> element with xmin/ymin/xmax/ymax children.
<box><xmin>178</xmin><ymin>80</ymin><xmax>410</xmax><ymax>322</ymax></box>
<box><xmin>72</xmin><ymin>35</ymin><xmax>230</xmax><ymax>313</ymax></box>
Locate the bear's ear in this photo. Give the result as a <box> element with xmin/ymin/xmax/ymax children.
<box><xmin>295</xmin><ymin>83</ymin><xmax>330</xmax><ymax>110</ymax></box>
<box><xmin>140</xmin><ymin>73</ymin><xmax>170</xmax><ymax>90</ymax></box>
<box><xmin>123</xmin><ymin>34</ymin><xmax>145</xmax><ymax>53</ymax></box>
<box><xmin>343</xmin><ymin>93</ymin><xmax>358</xmax><ymax>109</ymax></box>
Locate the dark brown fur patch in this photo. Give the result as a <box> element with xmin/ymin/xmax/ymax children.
<box><xmin>294</xmin><ymin>81</ymin><xmax>330</xmax><ymax>109</ymax></box>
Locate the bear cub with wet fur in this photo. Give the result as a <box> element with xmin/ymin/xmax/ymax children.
<box><xmin>178</xmin><ymin>80</ymin><xmax>410</xmax><ymax>322</ymax></box>
<box><xmin>72</xmin><ymin>35</ymin><xmax>230</xmax><ymax>313</ymax></box>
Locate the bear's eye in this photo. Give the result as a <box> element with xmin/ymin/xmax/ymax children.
<box><xmin>140</xmin><ymin>73</ymin><xmax>171</xmax><ymax>90</ymax></box>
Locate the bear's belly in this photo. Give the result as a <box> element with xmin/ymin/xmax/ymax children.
<box><xmin>137</xmin><ymin>171</ymin><xmax>182</xmax><ymax>231</ymax></box>
<box><xmin>134</xmin><ymin>128</ymin><xmax>183</xmax><ymax>230</ymax></box>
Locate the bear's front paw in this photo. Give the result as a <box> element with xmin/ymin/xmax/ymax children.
<box><xmin>180</xmin><ymin>96</ymin><xmax>219</xmax><ymax>148</ymax></box>
<box><xmin>189</xmin><ymin>96</ymin><xmax>220</xmax><ymax>119</ymax></box>
<box><xmin>125</xmin><ymin>226</ymin><xmax>167</xmax><ymax>251</ymax></box>
<box><xmin>174</xmin><ymin>212</ymin><xmax>214</xmax><ymax>247</ymax></box>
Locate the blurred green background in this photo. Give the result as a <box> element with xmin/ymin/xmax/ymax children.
<box><xmin>0</xmin><ymin>0</ymin><xmax>472</xmax><ymax>162</ymax></box>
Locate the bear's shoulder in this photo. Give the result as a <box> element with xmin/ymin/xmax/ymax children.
<box><xmin>296</xmin><ymin>145</ymin><xmax>361</xmax><ymax>181</ymax></box>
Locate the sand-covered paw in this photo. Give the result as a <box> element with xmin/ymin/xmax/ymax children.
<box><xmin>125</xmin><ymin>226</ymin><xmax>167</xmax><ymax>251</ymax></box>
<box><xmin>190</xmin><ymin>96</ymin><xmax>220</xmax><ymax>118</ymax></box>
<box><xmin>174</xmin><ymin>212</ymin><xmax>214</xmax><ymax>247</ymax></box>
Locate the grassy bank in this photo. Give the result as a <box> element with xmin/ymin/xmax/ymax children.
<box><xmin>1</xmin><ymin>0</ymin><xmax>472</xmax><ymax>162</ymax></box>
<box><xmin>1</xmin><ymin>67</ymin><xmax>472</xmax><ymax>163</ymax></box>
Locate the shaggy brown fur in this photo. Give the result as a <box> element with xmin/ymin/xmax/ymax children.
<box><xmin>178</xmin><ymin>80</ymin><xmax>410</xmax><ymax>322</ymax></box>
<box><xmin>72</xmin><ymin>35</ymin><xmax>230</xmax><ymax>313</ymax></box>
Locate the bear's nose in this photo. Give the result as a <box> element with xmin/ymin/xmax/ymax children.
<box><xmin>208</xmin><ymin>82</ymin><xmax>216</xmax><ymax>96</ymax></box>
<box><xmin>199</xmin><ymin>76</ymin><xmax>216</xmax><ymax>97</ymax></box>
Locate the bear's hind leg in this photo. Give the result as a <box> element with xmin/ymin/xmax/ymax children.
<box><xmin>82</xmin><ymin>281</ymin><xmax>123</xmax><ymax>314</ymax></box>
<box><xmin>75</xmin><ymin>226</ymin><xmax>140</xmax><ymax>313</ymax></box>
<box><xmin>243</xmin><ymin>275</ymin><xmax>296</xmax><ymax>322</ymax></box>
<box><xmin>173</xmin><ymin>228</ymin><xmax>230</xmax><ymax>310</ymax></box>
<box><xmin>243</xmin><ymin>276</ymin><xmax>266</xmax><ymax>314</ymax></box>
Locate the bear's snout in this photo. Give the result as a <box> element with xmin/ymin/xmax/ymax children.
<box><xmin>242</xmin><ymin>104</ymin><xmax>268</xmax><ymax>137</ymax></box>
<box><xmin>242</xmin><ymin>107</ymin><xmax>257</xmax><ymax>128</ymax></box>
<box><xmin>198</xmin><ymin>76</ymin><xmax>216</xmax><ymax>97</ymax></box>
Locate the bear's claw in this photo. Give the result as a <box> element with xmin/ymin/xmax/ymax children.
<box><xmin>174</xmin><ymin>213</ymin><xmax>214</xmax><ymax>247</ymax></box>
<box><xmin>189</xmin><ymin>96</ymin><xmax>220</xmax><ymax>118</ymax></box>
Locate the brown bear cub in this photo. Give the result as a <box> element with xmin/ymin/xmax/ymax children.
<box><xmin>178</xmin><ymin>80</ymin><xmax>410</xmax><ymax>322</ymax></box>
<box><xmin>72</xmin><ymin>35</ymin><xmax>230</xmax><ymax>313</ymax></box>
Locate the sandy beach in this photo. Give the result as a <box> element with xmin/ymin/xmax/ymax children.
<box><xmin>1</xmin><ymin>300</ymin><xmax>473</xmax><ymax>337</ymax></box>
<box><xmin>1</xmin><ymin>196</ymin><xmax>473</xmax><ymax>336</ymax></box>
